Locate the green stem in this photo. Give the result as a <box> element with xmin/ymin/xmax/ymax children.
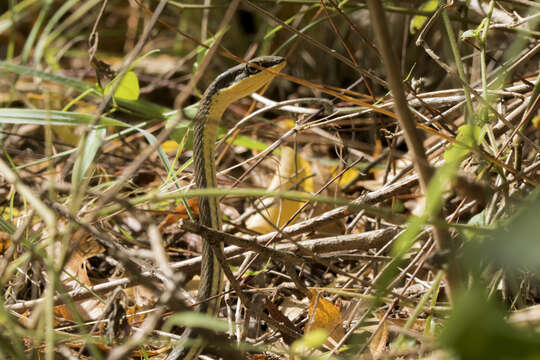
<box><xmin>480</xmin><ymin>1</ymin><xmax>498</xmax><ymax>153</ymax></box>
<box><xmin>393</xmin><ymin>270</ymin><xmax>444</xmax><ymax>348</ymax></box>
<box><xmin>440</xmin><ymin>0</ymin><xmax>475</xmax><ymax>123</ymax></box>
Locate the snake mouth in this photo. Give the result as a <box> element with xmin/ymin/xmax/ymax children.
<box><xmin>247</xmin><ymin>56</ymin><xmax>286</xmax><ymax>72</ymax></box>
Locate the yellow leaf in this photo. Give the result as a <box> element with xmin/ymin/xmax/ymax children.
<box><xmin>161</xmin><ymin>140</ymin><xmax>179</xmax><ymax>152</ymax></box>
<box><xmin>410</xmin><ymin>0</ymin><xmax>438</xmax><ymax>34</ymax></box>
<box><xmin>245</xmin><ymin>146</ymin><xmax>313</xmax><ymax>234</ymax></box>
<box><xmin>532</xmin><ymin>114</ymin><xmax>540</xmax><ymax>132</ymax></box>
<box><xmin>306</xmin><ymin>293</ymin><xmax>345</xmax><ymax>347</ymax></box>
<box><xmin>330</xmin><ymin>164</ymin><xmax>360</xmax><ymax>189</ymax></box>
<box><xmin>52</xmin><ymin>125</ymin><xmax>80</xmax><ymax>147</ymax></box>
<box><xmin>281</xmin><ymin>118</ymin><xmax>296</xmax><ymax>130</ymax></box>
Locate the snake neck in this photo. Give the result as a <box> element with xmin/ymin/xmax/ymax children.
<box><xmin>193</xmin><ymin>95</ymin><xmax>223</xmax><ymax>230</ymax></box>
<box><xmin>192</xmin><ymin>94</ymin><xmax>224</xmax><ymax>316</ymax></box>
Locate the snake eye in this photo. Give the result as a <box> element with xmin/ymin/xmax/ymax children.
<box><xmin>246</xmin><ymin>64</ymin><xmax>260</xmax><ymax>75</ymax></box>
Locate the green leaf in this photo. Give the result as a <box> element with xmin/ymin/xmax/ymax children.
<box><xmin>183</xmin><ymin>102</ymin><xmax>199</xmax><ymax>119</ymax></box>
<box><xmin>410</xmin><ymin>0</ymin><xmax>438</xmax><ymax>34</ymax></box>
<box><xmin>460</xmin><ymin>18</ymin><xmax>489</xmax><ymax>41</ymax></box>
<box><xmin>72</xmin><ymin>127</ymin><xmax>106</xmax><ymax>184</ymax></box>
<box><xmin>116</xmin><ymin>98</ymin><xmax>174</xmax><ymax>119</ymax></box>
<box><xmin>391</xmin><ymin>199</ymin><xmax>406</xmax><ymax>213</ymax></box>
<box><xmin>0</xmin><ymin>0</ymin><xmax>37</xmax><ymax>35</ymax></box>
<box><xmin>230</xmin><ymin>258</ymin><xmax>271</xmax><ymax>277</ymax></box>
<box><xmin>460</xmin><ymin>29</ymin><xmax>478</xmax><ymax>40</ymax></box>
<box><xmin>443</xmin><ymin>124</ymin><xmax>484</xmax><ymax>165</ymax></box>
<box><xmin>464</xmin><ymin>208</ymin><xmax>488</xmax><ymax>241</ymax></box>
<box><xmin>0</xmin><ymin>217</ymin><xmax>16</xmax><ymax>235</ymax></box>
<box><xmin>163</xmin><ymin>312</ymin><xmax>228</xmax><ymax>333</ymax></box>
<box><xmin>167</xmin><ymin>113</ymin><xmax>194</xmax><ymax>150</ymax></box>
<box><xmin>471</xmin><ymin>192</ymin><xmax>540</xmax><ymax>272</ymax></box>
<box><xmin>264</xmin><ymin>12</ymin><xmax>298</xmax><ymax>40</ymax></box>
<box><xmin>391</xmin><ymin>215</ymin><xmax>425</xmax><ymax>257</ymax></box>
<box><xmin>193</xmin><ymin>26</ymin><xmax>229</xmax><ymax>73</ymax></box>
<box><xmin>137</xmin><ymin>126</ymin><xmax>173</xmax><ymax>177</ymax></box>
<box><xmin>230</xmin><ymin>134</ymin><xmax>270</xmax><ymax>152</ymax></box>
<box><xmin>424</xmin><ymin>161</ymin><xmax>456</xmax><ymax>216</ymax></box>
<box><xmin>291</xmin><ymin>329</ymin><xmax>329</xmax><ymax>354</ymax></box>
<box><xmin>104</xmin><ymin>49</ymin><xmax>158</xmax><ymax>102</ymax></box>
<box><xmin>105</xmin><ymin>71</ymin><xmax>140</xmax><ymax>101</ymax></box>
<box><xmin>163</xmin><ymin>129</ymin><xmax>190</xmax><ymax>191</ymax></box>
<box><xmin>440</xmin><ymin>288</ymin><xmax>540</xmax><ymax>360</ymax></box>
<box><xmin>127</xmin><ymin>49</ymin><xmax>160</xmax><ymax>71</ymax></box>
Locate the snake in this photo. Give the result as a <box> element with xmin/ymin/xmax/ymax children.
<box><xmin>166</xmin><ymin>55</ymin><xmax>286</xmax><ymax>360</ymax></box>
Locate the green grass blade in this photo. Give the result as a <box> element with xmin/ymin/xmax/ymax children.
<box><xmin>0</xmin><ymin>108</ymin><xmax>129</xmax><ymax>127</ymax></box>
<box><xmin>0</xmin><ymin>61</ymin><xmax>95</xmax><ymax>92</ymax></box>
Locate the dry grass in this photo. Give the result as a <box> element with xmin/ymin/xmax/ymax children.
<box><xmin>0</xmin><ymin>1</ymin><xmax>539</xmax><ymax>359</ymax></box>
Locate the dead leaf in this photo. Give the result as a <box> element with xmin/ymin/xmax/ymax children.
<box><xmin>159</xmin><ymin>198</ymin><xmax>199</xmax><ymax>230</ymax></box>
<box><xmin>246</xmin><ymin>146</ymin><xmax>313</xmax><ymax>234</ymax></box>
<box><xmin>306</xmin><ymin>292</ymin><xmax>345</xmax><ymax>347</ymax></box>
<box><xmin>0</xmin><ymin>231</ymin><xmax>10</xmax><ymax>253</ymax></box>
<box><xmin>387</xmin><ymin>317</ymin><xmax>427</xmax><ymax>334</ymax></box>
<box><xmin>124</xmin><ymin>284</ymin><xmax>158</xmax><ymax>325</ymax></box>
<box><xmin>280</xmin><ymin>297</ymin><xmax>307</xmax><ymax>323</ymax></box>
<box><xmin>265</xmin><ymin>295</ymin><xmax>301</xmax><ymax>345</ymax></box>
<box><xmin>55</xmin><ymin>230</ymin><xmax>105</xmax><ymax>321</ymax></box>
<box><xmin>369</xmin><ymin>321</ymin><xmax>388</xmax><ymax>358</ymax></box>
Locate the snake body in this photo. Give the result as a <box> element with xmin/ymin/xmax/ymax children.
<box><xmin>167</xmin><ymin>56</ymin><xmax>285</xmax><ymax>360</ymax></box>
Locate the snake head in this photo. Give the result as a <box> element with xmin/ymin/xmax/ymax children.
<box><xmin>207</xmin><ymin>56</ymin><xmax>286</xmax><ymax>107</ymax></box>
